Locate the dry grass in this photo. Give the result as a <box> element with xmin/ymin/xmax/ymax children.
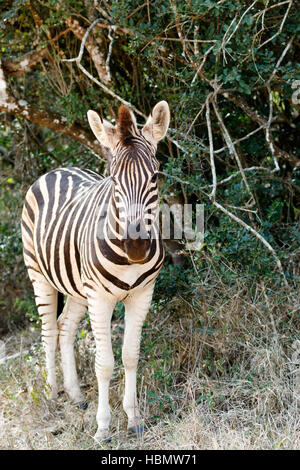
<box><xmin>0</xmin><ymin>282</ymin><xmax>299</xmax><ymax>450</ymax></box>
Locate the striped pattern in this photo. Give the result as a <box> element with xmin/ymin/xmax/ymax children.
<box><xmin>22</xmin><ymin>161</ymin><xmax>163</xmax><ymax>300</ymax></box>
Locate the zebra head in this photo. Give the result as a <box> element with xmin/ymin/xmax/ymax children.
<box><xmin>87</xmin><ymin>101</ymin><xmax>170</xmax><ymax>263</ymax></box>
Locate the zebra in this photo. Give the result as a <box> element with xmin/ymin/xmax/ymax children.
<box><xmin>21</xmin><ymin>101</ymin><xmax>170</xmax><ymax>441</ymax></box>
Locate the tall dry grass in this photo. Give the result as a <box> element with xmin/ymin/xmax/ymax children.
<box><xmin>0</xmin><ymin>280</ymin><xmax>299</xmax><ymax>450</ymax></box>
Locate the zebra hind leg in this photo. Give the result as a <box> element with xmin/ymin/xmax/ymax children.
<box><xmin>30</xmin><ymin>273</ymin><xmax>59</xmax><ymax>400</ymax></box>
<box><xmin>57</xmin><ymin>296</ymin><xmax>87</xmax><ymax>405</ymax></box>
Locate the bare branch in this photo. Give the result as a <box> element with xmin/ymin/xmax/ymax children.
<box><xmin>0</xmin><ymin>61</ymin><xmax>108</xmax><ymax>158</ymax></box>
<box><xmin>159</xmin><ymin>171</ymin><xmax>189</xmax><ymax>185</ymax></box>
<box><xmin>214</xmin><ymin>124</ymin><xmax>267</xmax><ymax>154</ymax></box>
<box><xmin>224</xmin><ymin>1</ymin><xmax>258</xmax><ymax>47</ymax></box>
<box><xmin>201</xmin><ymin>91</ymin><xmax>288</xmax><ymax>285</ymax></box>
<box><xmin>186</xmin><ymin>102</ymin><xmax>206</xmax><ymax>135</ymax></box>
<box><xmin>211</xmin><ymin>97</ymin><xmax>254</xmax><ymax>201</ymax></box>
<box><xmin>223</xmin><ymin>92</ymin><xmax>299</xmax><ymax>167</ymax></box>
<box><xmin>77</xmin><ymin>62</ymin><xmax>146</xmax><ymax>118</ymax></box>
<box><xmin>265</xmin><ymin>83</ymin><xmax>280</xmax><ymax>172</ymax></box>
<box><xmin>1</xmin><ymin>49</ymin><xmax>49</xmax><ymax>76</ymax></box>
<box><xmin>62</xmin><ymin>19</ymin><xmax>146</xmax><ymax>118</ymax></box>
<box><xmin>191</xmin><ymin>45</ymin><xmax>214</xmax><ymax>85</ymax></box>
<box><xmin>211</xmin><ymin>166</ymin><xmax>272</xmax><ymax>187</ymax></box>
<box><xmin>205</xmin><ymin>98</ymin><xmax>217</xmax><ymax>201</ymax></box>
<box><xmin>219</xmin><ymin>12</ymin><xmax>238</xmax><ymax>64</ymax></box>
<box><xmin>155</xmin><ymin>36</ymin><xmax>217</xmax><ymax>44</ymax></box>
<box><xmin>63</xmin><ymin>17</ymin><xmax>110</xmax><ymax>84</ymax></box>
<box><xmin>268</xmin><ymin>34</ymin><xmax>295</xmax><ymax>83</ymax></box>
<box><xmin>253</xmin><ymin>1</ymin><xmax>291</xmax><ymax>18</ymax></box>
<box><xmin>105</xmin><ymin>25</ymin><xmax>117</xmax><ymax>82</ymax></box>
<box><xmin>61</xmin><ymin>18</ymin><xmax>185</xmax><ymax>156</ymax></box>
<box><xmin>258</xmin><ymin>0</ymin><xmax>293</xmax><ymax>50</ymax></box>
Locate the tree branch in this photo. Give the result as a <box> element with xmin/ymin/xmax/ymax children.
<box><xmin>265</xmin><ymin>83</ymin><xmax>280</xmax><ymax>172</ymax></box>
<box><xmin>1</xmin><ymin>27</ymin><xmax>73</xmax><ymax>77</ymax></box>
<box><xmin>1</xmin><ymin>49</ymin><xmax>49</xmax><ymax>76</ymax></box>
<box><xmin>211</xmin><ymin>96</ymin><xmax>255</xmax><ymax>203</ymax></box>
<box><xmin>205</xmin><ymin>98</ymin><xmax>217</xmax><ymax>201</ymax></box>
<box><xmin>62</xmin><ymin>18</ymin><xmax>146</xmax><ymax>118</ymax></box>
<box><xmin>211</xmin><ymin>199</ymin><xmax>289</xmax><ymax>287</ymax></box>
<box><xmin>0</xmin><ymin>61</ymin><xmax>108</xmax><ymax>159</ymax></box>
<box><xmin>223</xmin><ymin>92</ymin><xmax>299</xmax><ymax>168</ymax></box>
<box><xmin>64</xmin><ymin>16</ymin><xmax>111</xmax><ymax>84</ymax></box>
<box><xmin>202</xmin><ymin>87</ymin><xmax>288</xmax><ymax>286</ymax></box>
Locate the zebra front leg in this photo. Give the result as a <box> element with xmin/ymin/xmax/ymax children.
<box><xmin>58</xmin><ymin>296</ymin><xmax>87</xmax><ymax>405</ymax></box>
<box><xmin>88</xmin><ymin>294</ymin><xmax>116</xmax><ymax>441</ymax></box>
<box><xmin>30</xmin><ymin>272</ymin><xmax>59</xmax><ymax>399</ymax></box>
<box><xmin>122</xmin><ymin>284</ymin><xmax>155</xmax><ymax>434</ymax></box>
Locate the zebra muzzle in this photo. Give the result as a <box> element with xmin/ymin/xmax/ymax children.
<box><xmin>122</xmin><ymin>220</ymin><xmax>151</xmax><ymax>263</ymax></box>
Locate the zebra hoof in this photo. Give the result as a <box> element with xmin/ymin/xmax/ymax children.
<box><xmin>93</xmin><ymin>429</ymin><xmax>111</xmax><ymax>444</ymax></box>
<box><xmin>78</xmin><ymin>401</ymin><xmax>88</xmax><ymax>410</ymax></box>
<box><xmin>128</xmin><ymin>424</ymin><xmax>147</xmax><ymax>436</ymax></box>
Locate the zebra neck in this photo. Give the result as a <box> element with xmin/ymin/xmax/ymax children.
<box><xmin>106</xmin><ymin>191</ymin><xmax>126</xmax><ymax>242</ymax></box>
<box><xmin>95</xmin><ymin>190</ymin><xmax>131</xmax><ymax>265</ymax></box>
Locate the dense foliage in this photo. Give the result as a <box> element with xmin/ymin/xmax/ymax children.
<box><xmin>0</xmin><ymin>0</ymin><xmax>299</xmax><ymax>334</ymax></box>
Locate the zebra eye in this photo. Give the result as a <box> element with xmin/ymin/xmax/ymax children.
<box><xmin>151</xmin><ymin>173</ymin><xmax>158</xmax><ymax>184</ymax></box>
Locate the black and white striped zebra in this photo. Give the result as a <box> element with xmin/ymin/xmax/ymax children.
<box><xmin>21</xmin><ymin>101</ymin><xmax>170</xmax><ymax>440</ymax></box>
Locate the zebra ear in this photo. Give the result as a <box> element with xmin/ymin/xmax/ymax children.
<box><xmin>142</xmin><ymin>101</ymin><xmax>170</xmax><ymax>143</ymax></box>
<box><xmin>87</xmin><ymin>110</ymin><xmax>117</xmax><ymax>149</ymax></box>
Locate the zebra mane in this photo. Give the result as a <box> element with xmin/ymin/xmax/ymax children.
<box><xmin>117</xmin><ymin>105</ymin><xmax>137</xmax><ymax>146</ymax></box>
